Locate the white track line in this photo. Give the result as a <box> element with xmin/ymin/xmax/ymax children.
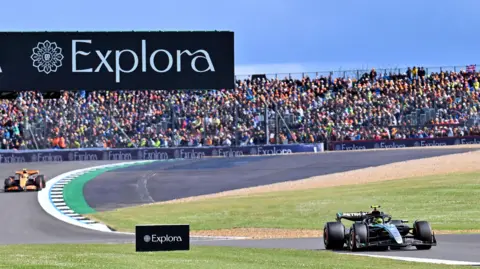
<box><xmin>37</xmin><ymin>160</ymin><xmax>248</xmax><ymax>240</ymax></box>
<box><xmin>38</xmin><ymin>161</ymin><xmax>156</xmax><ymax>233</ymax></box>
<box><xmin>344</xmin><ymin>253</ymin><xmax>480</xmax><ymax>266</ymax></box>
<box><xmin>36</xmin><ymin>159</ymin><xmax>480</xmax><ymax>263</ymax></box>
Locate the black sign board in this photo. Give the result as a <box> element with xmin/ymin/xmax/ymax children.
<box><xmin>0</xmin><ymin>31</ymin><xmax>234</xmax><ymax>91</ymax></box>
<box><xmin>135</xmin><ymin>224</ymin><xmax>190</xmax><ymax>252</ymax></box>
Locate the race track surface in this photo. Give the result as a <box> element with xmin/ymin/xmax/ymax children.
<box><xmin>0</xmin><ymin>161</ymin><xmax>133</xmax><ymax>244</ymax></box>
<box><xmin>193</xmin><ymin>234</ymin><xmax>480</xmax><ymax>263</ymax></box>
<box><xmin>1</xmin><ymin>149</ymin><xmax>480</xmax><ymax>264</ymax></box>
<box><xmin>85</xmin><ymin>148</ymin><xmax>476</xmax><ymax>211</ymax></box>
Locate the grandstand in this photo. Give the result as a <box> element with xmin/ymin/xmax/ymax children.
<box><xmin>1</xmin><ymin>65</ymin><xmax>479</xmax><ymax>150</ymax></box>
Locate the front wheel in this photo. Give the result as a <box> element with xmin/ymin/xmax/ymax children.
<box><xmin>414</xmin><ymin>221</ymin><xmax>433</xmax><ymax>250</ymax></box>
<box><xmin>348</xmin><ymin>223</ymin><xmax>368</xmax><ymax>251</ymax></box>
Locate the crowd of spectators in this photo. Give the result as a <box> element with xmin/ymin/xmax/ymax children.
<box><xmin>1</xmin><ymin>66</ymin><xmax>480</xmax><ymax>149</ymax></box>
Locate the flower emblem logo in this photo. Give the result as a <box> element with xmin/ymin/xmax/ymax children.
<box><xmin>30</xmin><ymin>40</ymin><xmax>64</xmax><ymax>74</ymax></box>
<box><xmin>143</xmin><ymin>235</ymin><xmax>151</xmax><ymax>243</ymax></box>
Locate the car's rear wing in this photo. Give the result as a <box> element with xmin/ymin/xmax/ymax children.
<box><xmin>15</xmin><ymin>170</ymin><xmax>40</xmax><ymax>175</ymax></box>
<box><xmin>336</xmin><ymin>212</ymin><xmax>368</xmax><ymax>222</ymax></box>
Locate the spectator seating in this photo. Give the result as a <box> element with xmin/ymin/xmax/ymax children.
<box><xmin>1</xmin><ymin>66</ymin><xmax>479</xmax><ymax>149</ymax></box>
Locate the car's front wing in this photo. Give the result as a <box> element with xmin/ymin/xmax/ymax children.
<box><xmin>364</xmin><ymin>234</ymin><xmax>437</xmax><ymax>248</ymax></box>
<box><xmin>4</xmin><ymin>185</ymin><xmax>39</xmax><ymax>192</ymax></box>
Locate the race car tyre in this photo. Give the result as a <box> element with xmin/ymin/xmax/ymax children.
<box><xmin>348</xmin><ymin>223</ymin><xmax>368</xmax><ymax>251</ymax></box>
<box><xmin>323</xmin><ymin>222</ymin><xmax>345</xmax><ymax>250</ymax></box>
<box><xmin>34</xmin><ymin>176</ymin><xmax>45</xmax><ymax>191</ymax></box>
<box><xmin>38</xmin><ymin>175</ymin><xmax>46</xmax><ymax>188</ymax></box>
<box><xmin>414</xmin><ymin>221</ymin><xmax>433</xmax><ymax>250</ymax></box>
<box><xmin>4</xmin><ymin>178</ymin><xmax>13</xmax><ymax>188</ymax></box>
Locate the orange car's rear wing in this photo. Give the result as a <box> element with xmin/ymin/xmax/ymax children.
<box><xmin>15</xmin><ymin>170</ymin><xmax>40</xmax><ymax>175</ymax></box>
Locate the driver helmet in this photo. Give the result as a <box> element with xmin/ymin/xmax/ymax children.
<box><xmin>374</xmin><ymin>217</ymin><xmax>383</xmax><ymax>224</ymax></box>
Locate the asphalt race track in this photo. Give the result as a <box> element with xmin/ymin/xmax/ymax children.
<box><xmin>194</xmin><ymin>234</ymin><xmax>480</xmax><ymax>263</ymax></box>
<box><xmin>0</xmin><ymin>161</ymin><xmax>134</xmax><ymax>244</ymax></box>
<box><xmin>85</xmin><ymin>148</ymin><xmax>477</xmax><ymax>211</ymax></box>
<box><xmin>1</xmin><ymin>149</ymin><xmax>480</xmax><ymax>264</ymax></box>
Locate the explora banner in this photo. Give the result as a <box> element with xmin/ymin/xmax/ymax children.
<box><xmin>0</xmin><ymin>31</ymin><xmax>234</xmax><ymax>91</ymax></box>
<box><xmin>0</xmin><ymin>144</ymin><xmax>323</xmax><ymax>164</ymax></box>
<box><xmin>330</xmin><ymin>136</ymin><xmax>480</xmax><ymax>151</ymax></box>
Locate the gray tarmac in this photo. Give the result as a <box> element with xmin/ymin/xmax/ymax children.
<box><xmin>0</xmin><ymin>161</ymin><xmax>133</xmax><ymax>244</ymax></box>
<box><xmin>193</xmin><ymin>234</ymin><xmax>480</xmax><ymax>263</ymax></box>
<box><xmin>85</xmin><ymin>148</ymin><xmax>476</xmax><ymax>211</ymax></box>
<box><xmin>0</xmin><ymin>149</ymin><xmax>479</xmax><ymax>264</ymax></box>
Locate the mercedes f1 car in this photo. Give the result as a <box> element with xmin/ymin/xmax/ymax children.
<box><xmin>3</xmin><ymin>169</ymin><xmax>46</xmax><ymax>192</ymax></box>
<box><xmin>323</xmin><ymin>205</ymin><xmax>437</xmax><ymax>251</ymax></box>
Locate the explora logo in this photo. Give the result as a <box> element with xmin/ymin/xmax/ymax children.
<box><xmin>30</xmin><ymin>39</ymin><xmax>216</xmax><ymax>83</ymax></box>
<box><xmin>143</xmin><ymin>234</ymin><xmax>183</xmax><ymax>244</ymax></box>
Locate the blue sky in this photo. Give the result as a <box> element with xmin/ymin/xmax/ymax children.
<box><xmin>1</xmin><ymin>0</ymin><xmax>479</xmax><ymax>76</ymax></box>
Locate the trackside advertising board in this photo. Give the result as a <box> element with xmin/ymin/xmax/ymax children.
<box><xmin>329</xmin><ymin>136</ymin><xmax>480</xmax><ymax>151</ymax></box>
<box><xmin>0</xmin><ymin>144</ymin><xmax>324</xmax><ymax>163</ymax></box>
<box><xmin>136</xmin><ymin>224</ymin><xmax>190</xmax><ymax>252</ymax></box>
<box><xmin>0</xmin><ymin>31</ymin><xmax>234</xmax><ymax>91</ymax></box>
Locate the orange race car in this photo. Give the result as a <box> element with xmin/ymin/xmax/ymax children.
<box><xmin>3</xmin><ymin>169</ymin><xmax>46</xmax><ymax>192</ymax></box>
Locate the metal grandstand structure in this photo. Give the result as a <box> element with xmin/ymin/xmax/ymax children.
<box><xmin>234</xmin><ymin>64</ymin><xmax>477</xmax><ymax>81</ymax></box>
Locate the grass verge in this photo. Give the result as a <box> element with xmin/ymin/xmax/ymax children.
<box><xmin>0</xmin><ymin>244</ymin><xmax>466</xmax><ymax>269</ymax></box>
<box><xmin>88</xmin><ymin>171</ymin><xmax>480</xmax><ymax>233</ymax></box>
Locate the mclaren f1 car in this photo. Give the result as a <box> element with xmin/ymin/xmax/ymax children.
<box><xmin>3</xmin><ymin>169</ymin><xmax>46</xmax><ymax>192</ymax></box>
<box><xmin>323</xmin><ymin>205</ymin><xmax>437</xmax><ymax>251</ymax></box>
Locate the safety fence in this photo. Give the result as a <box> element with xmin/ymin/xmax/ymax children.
<box><xmin>0</xmin><ymin>144</ymin><xmax>324</xmax><ymax>163</ymax></box>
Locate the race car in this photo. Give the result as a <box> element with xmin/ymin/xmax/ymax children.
<box><xmin>3</xmin><ymin>169</ymin><xmax>46</xmax><ymax>192</ymax></box>
<box><xmin>323</xmin><ymin>205</ymin><xmax>437</xmax><ymax>251</ymax></box>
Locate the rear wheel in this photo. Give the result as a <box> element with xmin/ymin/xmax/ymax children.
<box><xmin>34</xmin><ymin>176</ymin><xmax>45</xmax><ymax>191</ymax></box>
<box><xmin>4</xmin><ymin>177</ymin><xmax>14</xmax><ymax>189</ymax></box>
<box><xmin>414</xmin><ymin>221</ymin><xmax>433</xmax><ymax>250</ymax></box>
<box><xmin>324</xmin><ymin>222</ymin><xmax>345</xmax><ymax>250</ymax></box>
<box><xmin>348</xmin><ymin>223</ymin><xmax>368</xmax><ymax>251</ymax></box>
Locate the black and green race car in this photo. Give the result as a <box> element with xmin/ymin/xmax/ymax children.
<box><xmin>323</xmin><ymin>205</ymin><xmax>437</xmax><ymax>251</ymax></box>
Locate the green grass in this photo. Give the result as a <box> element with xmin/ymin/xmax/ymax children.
<box><xmin>0</xmin><ymin>244</ymin><xmax>466</xmax><ymax>269</ymax></box>
<box><xmin>88</xmin><ymin>171</ymin><xmax>480</xmax><ymax>232</ymax></box>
